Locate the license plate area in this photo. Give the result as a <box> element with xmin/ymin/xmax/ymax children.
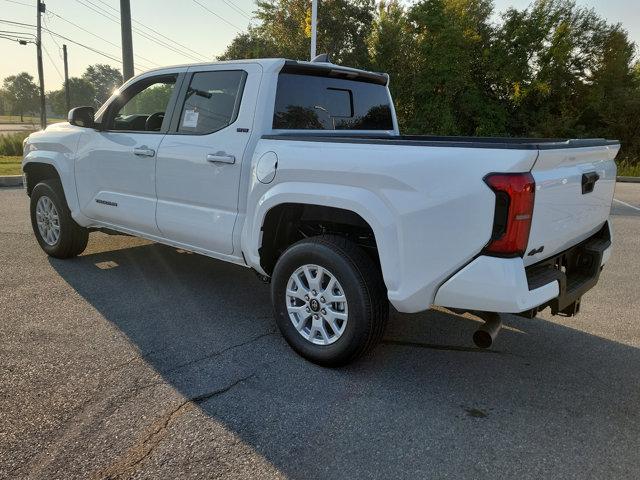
<box><xmin>524</xmin><ymin>223</ymin><xmax>611</xmax><ymax>316</ymax></box>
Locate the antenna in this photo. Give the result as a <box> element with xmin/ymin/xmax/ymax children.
<box><xmin>311</xmin><ymin>53</ymin><xmax>331</xmax><ymax>63</ymax></box>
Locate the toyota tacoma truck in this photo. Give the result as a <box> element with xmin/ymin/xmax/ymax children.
<box><xmin>22</xmin><ymin>58</ymin><xmax>618</xmax><ymax>366</ymax></box>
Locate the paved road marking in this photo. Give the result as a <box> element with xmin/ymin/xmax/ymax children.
<box><xmin>613</xmin><ymin>198</ymin><xmax>640</xmax><ymax>212</ymax></box>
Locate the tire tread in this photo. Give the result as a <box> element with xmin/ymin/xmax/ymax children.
<box><xmin>31</xmin><ymin>179</ymin><xmax>88</xmax><ymax>258</ymax></box>
<box><xmin>272</xmin><ymin>234</ymin><xmax>388</xmax><ymax>366</ymax></box>
<box><xmin>310</xmin><ymin>235</ymin><xmax>388</xmax><ymax>363</ymax></box>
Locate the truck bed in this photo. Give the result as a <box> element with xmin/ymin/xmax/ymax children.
<box><xmin>262</xmin><ymin>133</ymin><xmax>620</xmax><ymax>150</ymax></box>
<box><xmin>260</xmin><ymin>129</ymin><xmax>619</xmax><ymax>274</ymax></box>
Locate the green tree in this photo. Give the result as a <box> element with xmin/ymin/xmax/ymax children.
<box><xmin>218</xmin><ymin>0</ymin><xmax>640</xmax><ymax>164</ymax></box>
<box><xmin>494</xmin><ymin>0</ymin><xmax>639</xmax><ymax>159</ymax></box>
<box><xmin>123</xmin><ymin>83</ymin><xmax>174</xmax><ymax>115</ymax></box>
<box><xmin>47</xmin><ymin>77</ymin><xmax>96</xmax><ymax>116</ymax></box>
<box><xmin>220</xmin><ymin>0</ymin><xmax>375</xmax><ymax>67</ymax></box>
<box><xmin>0</xmin><ymin>88</ymin><xmax>10</xmax><ymax>115</ymax></box>
<box><xmin>368</xmin><ymin>0</ymin><xmax>416</xmax><ymax>131</ymax></box>
<box><xmin>368</xmin><ymin>1</ymin><xmax>415</xmax><ymax>131</ymax></box>
<box><xmin>82</xmin><ymin>64</ymin><xmax>123</xmax><ymax>107</ymax></box>
<box><xmin>406</xmin><ymin>0</ymin><xmax>507</xmax><ymax>135</ymax></box>
<box><xmin>586</xmin><ymin>28</ymin><xmax>640</xmax><ymax>164</ymax></box>
<box><xmin>2</xmin><ymin>72</ymin><xmax>39</xmax><ymax>122</ymax></box>
<box><xmin>218</xmin><ymin>27</ymin><xmax>280</xmax><ymax>60</ymax></box>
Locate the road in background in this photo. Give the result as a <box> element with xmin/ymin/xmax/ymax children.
<box><xmin>0</xmin><ymin>185</ymin><xmax>639</xmax><ymax>479</ymax></box>
<box><xmin>0</xmin><ymin>123</ymin><xmax>34</xmax><ymax>135</ymax></box>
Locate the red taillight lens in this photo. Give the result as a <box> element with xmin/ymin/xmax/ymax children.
<box><xmin>483</xmin><ymin>172</ymin><xmax>535</xmax><ymax>257</ymax></box>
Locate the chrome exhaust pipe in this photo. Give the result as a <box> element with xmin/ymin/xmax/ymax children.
<box><xmin>473</xmin><ymin>312</ymin><xmax>502</xmax><ymax>349</ymax></box>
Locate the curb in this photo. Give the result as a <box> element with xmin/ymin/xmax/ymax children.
<box><xmin>0</xmin><ymin>175</ymin><xmax>24</xmax><ymax>187</ymax></box>
<box><xmin>617</xmin><ymin>176</ymin><xmax>640</xmax><ymax>183</ymax></box>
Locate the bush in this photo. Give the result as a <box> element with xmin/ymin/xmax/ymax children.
<box><xmin>0</xmin><ymin>131</ymin><xmax>31</xmax><ymax>156</ymax></box>
<box><xmin>617</xmin><ymin>160</ymin><xmax>640</xmax><ymax>177</ymax></box>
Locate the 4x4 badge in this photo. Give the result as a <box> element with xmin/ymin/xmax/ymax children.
<box><xmin>528</xmin><ymin>246</ymin><xmax>544</xmax><ymax>256</ymax></box>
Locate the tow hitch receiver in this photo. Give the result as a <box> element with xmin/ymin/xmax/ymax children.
<box><xmin>524</xmin><ymin>224</ymin><xmax>610</xmax><ymax>317</ymax></box>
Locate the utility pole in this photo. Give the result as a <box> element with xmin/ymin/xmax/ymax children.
<box><xmin>63</xmin><ymin>44</ymin><xmax>70</xmax><ymax>113</ymax></box>
<box><xmin>36</xmin><ymin>0</ymin><xmax>46</xmax><ymax>129</ymax></box>
<box><xmin>119</xmin><ymin>0</ymin><xmax>134</xmax><ymax>80</ymax></box>
<box><xmin>310</xmin><ymin>0</ymin><xmax>318</xmax><ymax>60</ymax></box>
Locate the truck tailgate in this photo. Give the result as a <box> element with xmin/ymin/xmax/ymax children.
<box><xmin>524</xmin><ymin>144</ymin><xmax>619</xmax><ymax>266</ymax></box>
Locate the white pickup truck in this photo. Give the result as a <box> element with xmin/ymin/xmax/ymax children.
<box><xmin>23</xmin><ymin>58</ymin><xmax>618</xmax><ymax>366</ymax></box>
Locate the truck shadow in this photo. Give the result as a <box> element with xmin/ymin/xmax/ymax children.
<box><xmin>49</xmin><ymin>238</ymin><xmax>640</xmax><ymax>479</ymax></box>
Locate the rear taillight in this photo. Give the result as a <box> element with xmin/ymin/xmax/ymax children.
<box><xmin>483</xmin><ymin>172</ymin><xmax>535</xmax><ymax>257</ymax></box>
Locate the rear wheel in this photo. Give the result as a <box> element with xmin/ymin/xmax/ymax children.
<box><xmin>30</xmin><ymin>180</ymin><xmax>89</xmax><ymax>258</ymax></box>
<box><xmin>271</xmin><ymin>235</ymin><xmax>388</xmax><ymax>367</ymax></box>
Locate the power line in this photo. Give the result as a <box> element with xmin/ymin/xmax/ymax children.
<box><xmin>72</xmin><ymin>0</ymin><xmax>206</xmax><ymax>62</ymax></box>
<box><xmin>47</xmin><ymin>16</ymin><xmax>153</xmax><ymax>72</ymax></box>
<box><xmin>45</xmin><ymin>28</ymin><xmax>121</xmax><ymax>63</ymax></box>
<box><xmin>74</xmin><ymin>0</ymin><xmax>203</xmax><ymax>61</ymax></box>
<box><xmin>0</xmin><ymin>18</ymin><xmax>36</xmax><ymax>28</ymax></box>
<box><xmin>42</xmin><ymin>12</ymin><xmax>153</xmax><ymax>71</ymax></box>
<box><xmin>92</xmin><ymin>0</ymin><xmax>210</xmax><ymax>60</ymax></box>
<box><xmin>217</xmin><ymin>0</ymin><xmax>252</xmax><ymax>20</ymax></box>
<box><xmin>0</xmin><ymin>0</ymin><xmax>33</xmax><ymax>7</ymax></box>
<box><xmin>3</xmin><ymin>0</ymin><xmax>215</xmax><ymax>63</ymax></box>
<box><xmin>42</xmin><ymin>41</ymin><xmax>64</xmax><ymax>81</ymax></box>
<box><xmin>44</xmin><ymin>26</ymin><xmax>148</xmax><ymax>74</ymax></box>
<box><xmin>0</xmin><ymin>32</ymin><xmax>33</xmax><ymax>44</ymax></box>
<box><xmin>0</xmin><ymin>28</ymin><xmax>36</xmax><ymax>39</ymax></box>
<box><xmin>0</xmin><ymin>18</ymin><xmax>151</xmax><ymax>72</ymax></box>
<box><xmin>43</xmin><ymin>17</ymin><xmax>63</xmax><ymax>57</ymax></box>
<box><xmin>192</xmin><ymin>0</ymin><xmax>242</xmax><ymax>31</ymax></box>
<box><xmin>44</xmin><ymin>8</ymin><xmax>161</xmax><ymax>67</ymax></box>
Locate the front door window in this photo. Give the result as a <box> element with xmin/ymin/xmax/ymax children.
<box><xmin>109</xmin><ymin>75</ymin><xmax>177</xmax><ymax>132</ymax></box>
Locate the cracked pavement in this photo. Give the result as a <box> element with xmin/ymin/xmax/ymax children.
<box><xmin>1</xmin><ymin>184</ymin><xmax>640</xmax><ymax>479</ymax></box>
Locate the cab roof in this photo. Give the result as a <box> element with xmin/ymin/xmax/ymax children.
<box><xmin>139</xmin><ymin>58</ymin><xmax>389</xmax><ymax>86</ymax></box>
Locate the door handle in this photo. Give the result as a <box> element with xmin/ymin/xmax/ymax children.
<box><xmin>133</xmin><ymin>146</ymin><xmax>155</xmax><ymax>157</ymax></box>
<box><xmin>582</xmin><ymin>172</ymin><xmax>600</xmax><ymax>194</ymax></box>
<box><xmin>207</xmin><ymin>153</ymin><xmax>235</xmax><ymax>164</ymax></box>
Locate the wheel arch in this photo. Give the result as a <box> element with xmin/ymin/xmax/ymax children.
<box><xmin>23</xmin><ymin>161</ymin><xmax>60</xmax><ymax>195</ymax></box>
<box><xmin>23</xmin><ymin>156</ymin><xmax>83</xmax><ymax>222</ymax></box>
<box><xmin>242</xmin><ymin>182</ymin><xmax>401</xmax><ymax>293</ymax></box>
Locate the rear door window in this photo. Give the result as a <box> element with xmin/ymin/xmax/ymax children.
<box><xmin>273</xmin><ymin>73</ymin><xmax>393</xmax><ymax>130</ymax></box>
<box><xmin>177</xmin><ymin>70</ymin><xmax>247</xmax><ymax>134</ymax></box>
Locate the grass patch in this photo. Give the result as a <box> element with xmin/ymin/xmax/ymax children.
<box><xmin>0</xmin><ymin>131</ymin><xmax>30</xmax><ymax>156</ymax></box>
<box><xmin>617</xmin><ymin>161</ymin><xmax>640</xmax><ymax>177</ymax></box>
<box><xmin>0</xmin><ymin>155</ymin><xmax>22</xmax><ymax>176</ymax></box>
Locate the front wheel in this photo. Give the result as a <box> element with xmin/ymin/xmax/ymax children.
<box><xmin>271</xmin><ymin>235</ymin><xmax>388</xmax><ymax>367</ymax></box>
<box><xmin>30</xmin><ymin>179</ymin><xmax>89</xmax><ymax>258</ymax></box>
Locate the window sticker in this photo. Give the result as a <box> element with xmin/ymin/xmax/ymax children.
<box><xmin>182</xmin><ymin>109</ymin><xmax>199</xmax><ymax>128</ymax></box>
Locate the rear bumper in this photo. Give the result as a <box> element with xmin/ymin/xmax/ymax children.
<box><xmin>434</xmin><ymin>223</ymin><xmax>611</xmax><ymax>314</ymax></box>
<box><xmin>433</xmin><ymin>256</ymin><xmax>560</xmax><ymax>313</ymax></box>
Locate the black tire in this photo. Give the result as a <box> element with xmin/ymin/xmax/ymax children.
<box><xmin>271</xmin><ymin>234</ymin><xmax>388</xmax><ymax>367</ymax></box>
<box><xmin>30</xmin><ymin>179</ymin><xmax>89</xmax><ymax>258</ymax></box>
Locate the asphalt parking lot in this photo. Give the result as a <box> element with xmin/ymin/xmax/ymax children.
<box><xmin>1</xmin><ymin>183</ymin><xmax>639</xmax><ymax>480</ymax></box>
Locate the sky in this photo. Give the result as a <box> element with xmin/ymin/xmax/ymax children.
<box><xmin>0</xmin><ymin>0</ymin><xmax>638</xmax><ymax>91</ymax></box>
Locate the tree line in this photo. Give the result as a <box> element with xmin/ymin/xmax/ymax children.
<box><xmin>0</xmin><ymin>64</ymin><xmax>122</xmax><ymax>121</ymax></box>
<box><xmin>220</xmin><ymin>0</ymin><xmax>640</xmax><ymax>164</ymax></box>
<box><xmin>1</xmin><ymin>0</ymin><xmax>637</xmax><ymax>164</ymax></box>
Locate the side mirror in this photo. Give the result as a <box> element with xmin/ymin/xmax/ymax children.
<box><xmin>68</xmin><ymin>106</ymin><xmax>95</xmax><ymax>128</ymax></box>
